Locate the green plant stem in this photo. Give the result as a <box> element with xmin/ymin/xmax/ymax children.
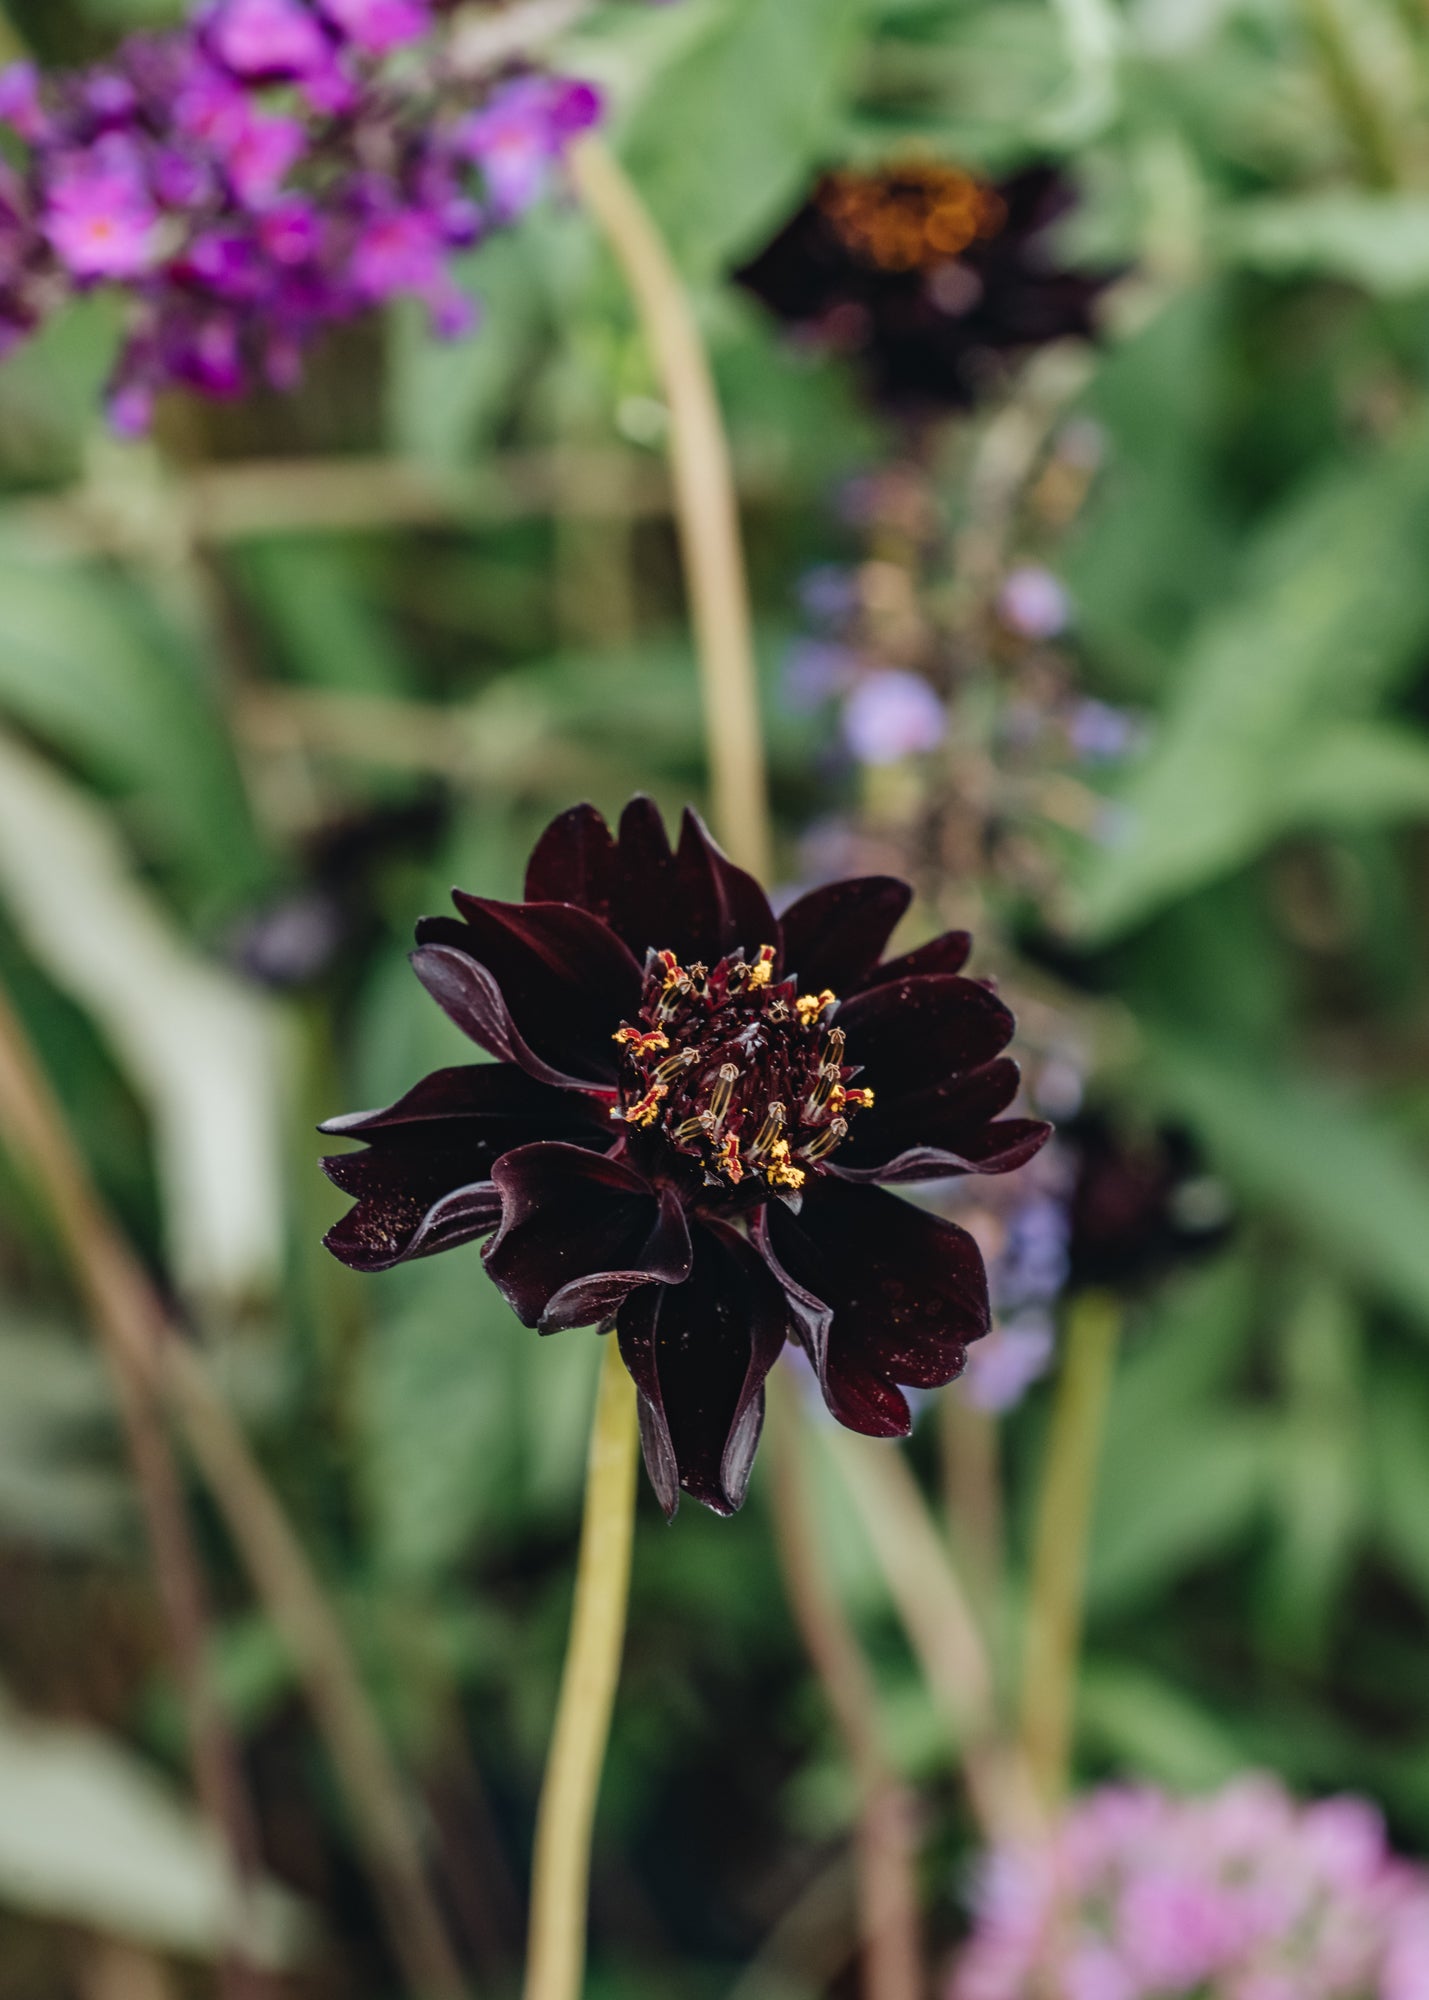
<box><xmin>1297</xmin><ymin>0</ymin><xmax>1404</xmax><ymax>188</ymax></box>
<box><xmin>1018</xmin><ymin>1291</ymin><xmax>1121</xmax><ymax>1810</ymax></box>
<box><xmin>522</xmin><ymin>1342</ymin><xmax>640</xmax><ymax>2000</ymax></box>
<box><xmin>569</xmin><ymin>136</ymin><xmax>772</xmax><ymax>879</ymax></box>
<box><xmin>0</xmin><ymin>975</ymin><xmax>468</xmax><ymax>2000</ymax></box>
<box><xmin>769</xmin><ymin>1390</ymin><xmax>922</xmax><ymax>2000</ymax></box>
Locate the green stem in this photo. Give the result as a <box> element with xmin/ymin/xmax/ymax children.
<box><xmin>569</xmin><ymin>137</ymin><xmax>772</xmax><ymax>877</ymax></box>
<box><xmin>1018</xmin><ymin>1291</ymin><xmax>1121</xmax><ymax>1810</ymax></box>
<box><xmin>1297</xmin><ymin>0</ymin><xmax>1403</xmax><ymax>189</ymax></box>
<box><xmin>522</xmin><ymin>1343</ymin><xmax>640</xmax><ymax>2000</ymax></box>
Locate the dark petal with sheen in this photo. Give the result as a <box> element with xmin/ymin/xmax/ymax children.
<box><xmin>320</xmin><ymin>1063</ymin><xmax>591</xmax><ymax>1272</ymax></box>
<box><xmin>524</xmin><ymin>803</ymin><xmax>616</xmax><ymax>916</ymax></box>
<box><xmin>777</xmin><ymin>876</ymin><xmax>911</xmax><ymax>994</ymax></box>
<box><xmin>413</xmin><ymin>894</ymin><xmax>642</xmax><ymax>1085</ymax></box>
<box><xmin>617</xmin><ymin>1219</ymin><xmax>790</xmax><ymax>1518</ymax></box>
<box><xmin>607</xmin><ymin>794</ymin><xmax>683</xmax><ymax>957</ymax></box>
<box><xmin>852</xmin><ymin>929</ymin><xmax>972</xmax><ymax>991</ymax></box>
<box><xmin>673</xmin><ymin>809</ymin><xmax>779</xmax><ymax>962</ymax></box>
<box><xmin>485</xmin><ymin>1143</ymin><xmax>692</xmax><ymax>1332</ymax></box>
<box><xmin>762</xmin><ymin>1180</ymin><xmax>989</xmax><ymax>1437</ymax></box>
<box><xmin>833</xmin><ymin>1055</ymin><xmax>1051</xmax><ymax>1182</ymax></box>
<box><xmin>835</xmin><ymin>974</ymin><xmax>1016</xmax><ymax>1099</ymax></box>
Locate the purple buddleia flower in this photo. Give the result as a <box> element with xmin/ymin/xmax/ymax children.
<box><xmin>0</xmin><ymin>2</ymin><xmax>604</xmax><ymax>428</ymax></box>
<box><xmin>842</xmin><ymin>668</ymin><xmax>946</xmax><ymax>765</ymax></box>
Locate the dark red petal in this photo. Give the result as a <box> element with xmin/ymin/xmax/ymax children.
<box><xmin>484</xmin><ymin>1143</ymin><xmax>691</xmax><ymax>1332</ymax></box>
<box><xmin>852</xmin><ymin>929</ymin><xmax>972</xmax><ymax>991</ymax></box>
<box><xmin>777</xmin><ymin>876</ymin><xmax>912</xmax><ymax>994</ymax></box>
<box><xmin>322</xmin><ymin>1151</ymin><xmax>502</xmax><ymax>1273</ymax></box>
<box><xmin>617</xmin><ymin>1220</ymin><xmax>790</xmax><ymax>1518</ymax></box>
<box><xmin>320</xmin><ymin>1063</ymin><xmax>591</xmax><ymax>1272</ymax></box>
<box><xmin>763</xmin><ymin>1181</ymin><xmax>989</xmax><ymax>1438</ymax></box>
<box><xmin>673</xmin><ymin>809</ymin><xmax>778</xmax><ymax>962</ymax></box>
<box><xmin>524</xmin><ymin>803</ymin><xmax>616</xmax><ymax>916</ymax></box>
<box><xmin>833</xmin><ymin>1056</ymin><xmax>1050</xmax><ymax>1182</ymax></box>
<box><xmin>412</xmin><ymin>893</ymin><xmax>641</xmax><ymax>1085</ymax></box>
<box><xmin>836</xmin><ymin>974</ymin><xmax>1016</xmax><ymax>1099</ymax></box>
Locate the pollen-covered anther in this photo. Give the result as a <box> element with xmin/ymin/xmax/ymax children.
<box><xmin>805</xmin><ymin>1063</ymin><xmax>844</xmax><ymax>1119</ymax></box>
<box><xmin>799</xmin><ymin>1117</ymin><xmax>848</xmax><ymax>1164</ymax></box>
<box><xmin>614</xmin><ymin>1026</ymin><xmax>669</xmax><ymax>1054</ymax></box>
<box><xmin>707</xmin><ymin>1063</ymin><xmax>739</xmax><ymax>1128</ymax></box>
<box><xmin>796</xmin><ymin>989</ymin><xmax>837</xmax><ymax>1026</ymax></box>
<box><xmin>747</xmin><ymin>1101</ymin><xmax>787</xmax><ymax>1162</ymax></box>
<box><xmin>653</xmin><ymin>1047</ymin><xmax>700</xmax><ymax>1085</ymax></box>
<box><xmin>716</xmin><ymin>1130</ymin><xmax>744</xmax><ymax>1184</ymax></box>
<box><xmin>764</xmin><ymin>1139</ymin><xmax>806</xmax><ymax>1191</ymax></box>
<box><xmin>844</xmin><ymin>1087</ymin><xmax>874</xmax><ymax>1110</ymax></box>
<box><xmin>747</xmin><ymin>944</ymin><xmax>777</xmax><ymax>990</ymax></box>
<box><xmin>622</xmin><ymin>1083</ymin><xmax>668</xmax><ymax>1128</ymax></box>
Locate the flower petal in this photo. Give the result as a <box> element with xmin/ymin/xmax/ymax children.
<box><xmin>777</xmin><ymin>876</ymin><xmax>911</xmax><ymax>994</ymax></box>
<box><xmin>320</xmin><ymin>1063</ymin><xmax>589</xmax><ymax>1272</ymax></box>
<box><xmin>836</xmin><ymin>973</ymin><xmax>1016</xmax><ymax>1099</ymax></box>
<box><xmin>524</xmin><ymin>802</ymin><xmax>616</xmax><ymax>915</ymax></box>
<box><xmin>832</xmin><ymin>1055</ymin><xmax>1051</xmax><ymax>1182</ymax></box>
<box><xmin>413</xmin><ymin>894</ymin><xmax>642</xmax><ymax>1085</ymax></box>
<box><xmin>484</xmin><ymin>1142</ymin><xmax>691</xmax><ymax>1331</ymax></box>
<box><xmin>853</xmin><ymin>928</ymin><xmax>972</xmax><ymax>990</ymax></box>
<box><xmin>762</xmin><ymin>1181</ymin><xmax>989</xmax><ymax>1437</ymax></box>
<box><xmin>616</xmin><ymin>1219</ymin><xmax>789</xmax><ymax>1517</ymax></box>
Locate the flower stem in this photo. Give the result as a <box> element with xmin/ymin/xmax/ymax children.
<box><xmin>0</xmin><ymin>974</ymin><xmax>468</xmax><ymax>2000</ymax></box>
<box><xmin>1018</xmin><ymin>1290</ymin><xmax>1121</xmax><ymax>1810</ymax></box>
<box><xmin>522</xmin><ymin>1340</ymin><xmax>640</xmax><ymax>2000</ymax></box>
<box><xmin>569</xmin><ymin>136</ymin><xmax>772</xmax><ymax>878</ymax></box>
<box><xmin>769</xmin><ymin>1389</ymin><xmax>923</xmax><ymax>2000</ymax></box>
<box><xmin>1296</xmin><ymin>0</ymin><xmax>1404</xmax><ymax>189</ymax></box>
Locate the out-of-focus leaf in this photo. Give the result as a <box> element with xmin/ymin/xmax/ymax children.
<box><xmin>1227</xmin><ymin>193</ymin><xmax>1429</xmax><ymax>293</ymax></box>
<box><xmin>1148</xmin><ymin>1033</ymin><xmax>1429</xmax><ymax>1334</ymax></box>
<box><xmin>0</xmin><ymin>539</ymin><xmax>266</xmax><ymax>907</ymax></box>
<box><xmin>0</xmin><ymin>1694</ymin><xmax>308</xmax><ymax>1963</ymax></box>
<box><xmin>230</xmin><ymin>539</ymin><xmax>407</xmax><ymax>695</ymax></box>
<box><xmin>1089</xmin><ymin>1409</ymin><xmax>1270</xmax><ymax>1611</ymax></box>
<box><xmin>1075</xmin><ymin>413</ymin><xmax>1429</xmax><ymax>938</ymax></box>
<box><xmin>1366</xmin><ymin>1360</ymin><xmax>1429</xmax><ymax>1602</ymax></box>
<box><xmin>1080</xmin><ymin>1663</ymin><xmax>1246</xmax><ymax>1787</ymax></box>
<box><xmin>0</xmin><ymin>1325</ymin><xmax>128</xmax><ymax>1552</ymax></box>
<box><xmin>0</xmin><ymin>730</ymin><xmax>286</xmax><ymax>1300</ymax></box>
<box><xmin>1262</xmin><ymin>1279</ymin><xmax>1364</xmax><ymax>1655</ymax></box>
<box><xmin>617</xmin><ymin>0</ymin><xmax>867</xmax><ymax>279</ymax></box>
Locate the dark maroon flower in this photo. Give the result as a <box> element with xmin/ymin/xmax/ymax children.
<box><xmin>735</xmin><ymin>162</ymin><xmax>1107</xmax><ymax>418</ymax></box>
<box><xmin>321</xmin><ymin>800</ymin><xmax>1049</xmax><ymax>1516</ymax></box>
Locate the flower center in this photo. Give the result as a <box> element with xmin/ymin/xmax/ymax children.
<box><xmin>610</xmin><ymin>946</ymin><xmax>873</xmax><ymax>1195</ymax></box>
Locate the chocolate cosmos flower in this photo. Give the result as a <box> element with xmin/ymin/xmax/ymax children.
<box><xmin>321</xmin><ymin>800</ymin><xmax>1049</xmax><ymax>1516</ymax></box>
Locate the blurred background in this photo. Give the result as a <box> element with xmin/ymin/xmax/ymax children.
<box><xmin>5</xmin><ymin>0</ymin><xmax>1429</xmax><ymax>1994</ymax></box>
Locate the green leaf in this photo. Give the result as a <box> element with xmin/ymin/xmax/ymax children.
<box><xmin>1226</xmin><ymin>193</ymin><xmax>1429</xmax><ymax>294</ymax></box>
<box><xmin>0</xmin><ymin>1695</ymin><xmax>309</xmax><ymax>1962</ymax></box>
<box><xmin>1080</xmin><ymin>1663</ymin><xmax>1247</xmax><ymax>1788</ymax></box>
<box><xmin>617</xmin><ymin>0</ymin><xmax>868</xmax><ymax>279</ymax></box>
<box><xmin>1147</xmin><ymin>1032</ymin><xmax>1429</xmax><ymax>1334</ymax></box>
<box><xmin>1074</xmin><ymin>412</ymin><xmax>1429</xmax><ymax>939</ymax></box>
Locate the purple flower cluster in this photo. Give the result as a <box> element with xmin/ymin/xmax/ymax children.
<box><xmin>950</xmin><ymin>1776</ymin><xmax>1429</xmax><ymax>2000</ymax></box>
<box><xmin>0</xmin><ymin>0</ymin><xmax>601</xmax><ymax>429</ymax></box>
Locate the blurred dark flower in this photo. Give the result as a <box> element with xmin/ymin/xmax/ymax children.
<box><xmin>0</xmin><ymin>1</ymin><xmax>600</xmax><ymax>424</ymax></box>
<box><xmin>736</xmin><ymin>162</ymin><xmax>1106</xmax><ymax>417</ymax></box>
<box><xmin>321</xmin><ymin>798</ymin><xmax>1049</xmax><ymax>1516</ymax></box>
<box><xmin>1066</xmin><ymin>1113</ymin><xmax>1232</xmax><ymax>1293</ymax></box>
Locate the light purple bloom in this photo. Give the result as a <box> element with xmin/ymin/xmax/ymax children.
<box><xmin>998</xmin><ymin>563</ymin><xmax>1071</xmax><ymax>641</ymax></box>
<box><xmin>206</xmin><ymin>0</ymin><xmax>332</xmax><ymax>80</ymax></box>
<box><xmin>0</xmin><ymin>62</ymin><xmax>48</xmax><ymax>143</ymax></box>
<box><xmin>949</xmin><ymin>1776</ymin><xmax>1429</xmax><ymax>2000</ymax></box>
<box><xmin>782</xmin><ymin>637</ymin><xmax>859</xmax><ymax>710</ymax></box>
<box><xmin>959</xmin><ymin>1313</ymin><xmax>1055</xmax><ymax>1412</ymax></box>
<box><xmin>842</xmin><ymin>668</ymin><xmax>945</xmax><ymax>765</ymax></box>
<box><xmin>460</xmin><ymin>74</ymin><xmax>601</xmax><ymax>217</ymax></box>
<box><xmin>43</xmin><ymin>153</ymin><xmax>161</xmax><ymax>278</ymax></box>
<box><xmin>1069</xmin><ymin>698</ymin><xmax>1142</xmax><ymax>764</ymax></box>
<box><xmin>319</xmin><ymin>0</ymin><xmax>430</xmax><ymax>53</ymax></box>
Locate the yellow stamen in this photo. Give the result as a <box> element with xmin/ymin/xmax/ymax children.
<box><xmin>796</xmin><ymin>989</ymin><xmax>837</xmax><ymax>1026</ymax></box>
<box><xmin>613</xmin><ymin>1026</ymin><xmax>669</xmax><ymax>1054</ymax></box>
<box><xmin>844</xmin><ymin>1087</ymin><xmax>875</xmax><ymax>1110</ymax></box>
<box><xmin>623</xmin><ymin>1084</ymin><xmax>667</xmax><ymax>1128</ymax></box>
<box><xmin>747</xmin><ymin>944</ymin><xmax>777</xmax><ymax>991</ymax></box>
<box><xmin>716</xmin><ymin>1131</ymin><xmax>743</xmax><ymax>1184</ymax></box>
<box><xmin>765</xmin><ymin>1138</ymin><xmax>806</xmax><ymax>1191</ymax></box>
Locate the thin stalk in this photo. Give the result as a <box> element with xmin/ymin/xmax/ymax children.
<box><xmin>522</xmin><ymin>1341</ymin><xmax>640</xmax><ymax>2000</ymax></box>
<box><xmin>940</xmin><ymin>1394</ymin><xmax>1004</xmax><ymax>1627</ymax></box>
<box><xmin>1018</xmin><ymin>1290</ymin><xmax>1121</xmax><ymax>1811</ymax></box>
<box><xmin>570</xmin><ymin>136</ymin><xmax>772</xmax><ymax>878</ymax></box>
<box><xmin>1297</xmin><ymin>0</ymin><xmax>1404</xmax><ymax>188</ymax></box>
<box><xmin>769</xmin><ymin>1392</ymin><xmax>922</xmax><ymax>2000</ymax></box>
<box><xmin>831</xmin><ymin>1431</ymin><xmax>1041</xmax><ymax>1846</ymax></box>
<box><xmin>0</xmin><ymin>975</ymin><xmax>468</xmax><ymax>2000</ymax></box>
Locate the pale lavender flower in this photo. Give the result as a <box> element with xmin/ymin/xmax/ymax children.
<box><xmin>842</xmin><ymin>668</ymin><xmax>945</xmax><ymax>764</ymax></box>
<box><xmin>998</xmin><ymin>563</ymin><xmax>1071</xmax><ymax>641</ymax></box>
<box><xmin>959</xmin><ymin>1312</ymin><xmax>1056</xmax><ymax>1412</ymax></box>
<box><xmin>949</xmin><ymin>1776</ymin><xmax>1429</xmax><ymax>2000</ymax></box>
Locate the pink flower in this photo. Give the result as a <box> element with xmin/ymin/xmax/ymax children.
<box><xmin>0</xmin><ymin>62</ymin><xmax>48</xmax><ymax>143</ymax></box>
<box><xmin>43</xmin><ymin>151</ymin><xmax>161</xmax><ymax>279</ymax></box>
<box><xmin>224</xmin><ymin>110</ymin><xmax>306</xmax><ymax>206</ymax></box>
<box><xmin>207</xmin><ymin>0</ymin><xmax>331</xmax><ymax>79</ymax></box>
<box><xmin>460</xmin><ymin>76</ymin><xmax>601</xmax><ymax>217</ymax></box>
<box><xmin>319</xmin><ymin>0</ymin><xmax>430</xmax><ymax>53</ymax></box>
